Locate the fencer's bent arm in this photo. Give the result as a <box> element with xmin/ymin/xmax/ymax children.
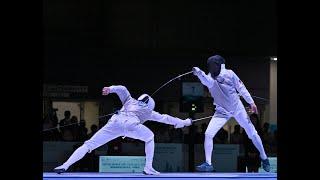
<box><xmin>109</xmin><ymin>85</ymin><xmax>131</xmax><ymax>105</ymax></box>
<box><xmin>231</xmin><ymin>71</ymin><xmax>254</xmax><ymax>105</ymax></box>
<box><xmin>194</xmin><ymin>68</ymin><xmax>214</xmax><ymax>88</ymax></box>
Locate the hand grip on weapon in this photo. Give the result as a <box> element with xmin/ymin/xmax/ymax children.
<box><xmin>250</xmin><ymin>103</ymin><xmax>259</xmax><ymax>114</ymax></box>
<box><xmin>192</xmin><ymin>67</ymin><xmax>201</xmax><ymax>76</ymax></box>
<box><xmin>174</xmin><ymin>118</ymin><xmax>193</xmax><ymax>129</ymax></box>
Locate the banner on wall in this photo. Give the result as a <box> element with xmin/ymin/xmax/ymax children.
<box><xmin>99</xmin><ymin>156</ymin><xmax>145</xmax><ymax>173</ymax></box>
<box><xmin>43</xmin><ymin>84</ymin><xmax>88</xmax><ymax>98</ymax></box>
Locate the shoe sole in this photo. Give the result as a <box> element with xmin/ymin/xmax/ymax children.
<box><xmin>195</xmin><ymin>167</ymin><xmax>215</xmax><ymax>172</ymax></box>
<box><xmin>196</xmin><ymin>167</ymin><xmax>216</xmax><ymax>172</ymax></box>
<box><xmin>143</xmin><ymin>170</ymin><xmax>160</xmax><ymax>175</ymax></box>
<box><xmin>53</xmin><ymin>169</ymin><xmax>66</xmax><ymax>174</ymax></box>
<box><xmin>263</xmin><ymin>167</ymin><xmax>270</xmax><ymax>172</ymax></box>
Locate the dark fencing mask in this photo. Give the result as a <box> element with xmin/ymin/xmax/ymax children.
<box><xmin>207</xmin><ymin>55</ymin><xmax>225</xmax><ymax>78</ymax></box>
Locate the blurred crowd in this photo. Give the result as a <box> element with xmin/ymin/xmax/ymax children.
<box><xmin>43</xmin><ymin>110</ymin><xmax>98</xmax><ymax>141</ymax></box>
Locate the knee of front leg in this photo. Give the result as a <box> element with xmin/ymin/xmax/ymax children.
<box><xmin>204</xmin><ymin>133</ymin><xmax>214</xmax><ymax>140</ymax></box>
<box><xmin>144</xmin><ymin>132</ymin><xmax>154</xmax><ymax>143</ymax></box>
<box><xmin>205</xmin><ymin>128</ymin><xmax>218</xmax><ymax>139</ymax></box>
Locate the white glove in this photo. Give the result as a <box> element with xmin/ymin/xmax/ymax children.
<box><xmin>184</xmin><ymin>118</ymin><xmax>192</xmax><ymax>127</ymax></box>
<box><xmin>192</xmin><ymin>67</ymin><xmax>201</xmax><ymax>76</ymax></box>
<box><xmin>174</xmin><ymin>118</ymin><xmax>192</xmax><ymax>129</ymax></box>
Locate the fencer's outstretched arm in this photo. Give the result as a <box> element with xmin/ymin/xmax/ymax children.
<box><xmin>103</xmin><ymin>85</ymin><xmax>131</xmax><ymax>105</ymax></box>
<box><xmin>231</xmin><ymin>71</ymin><xmax>254</xmax><ymax>105</ymax></box>
<box><xmin>148</xmin><ymin>111</ymin><xmax>191</xmax><ymax>128</ymax></box>
<box><xmin>192</xmin><ymin>67</ymin><xmax>214</xmax><ymax>88</ymax></box>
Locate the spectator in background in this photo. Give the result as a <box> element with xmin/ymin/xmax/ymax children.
<box><xmin>88</xmin><ymin>124</ymin><xmax>98</xmax><ymax>138</ymax></box>
<box><xmin>169</xmin><ymin>125</ymin><xmax>183</xmax><ymax>143</ymax></box>
<box><xmin>62</xmin><ymin>129</ymin><xmax>74</xmax><ymax>141</ymax></box>
<box><xmin>43</xmin><ymin>108</ymin><xmax>61</xmax><ymax>141</ymax></box>
<box><xmin>195</xmin><ymin>123</ymin><xmax>207</xmax><ymax>144</ymax></box>
<box><xmin>51</xmin><ymin>108</ymin><xmax>59</xmax><ymax>128</ymax></box>
<box><xmin>262</xmin><ymin>123</ymin><xmax>272</xmax><ymax>143</ymax></box>
<box><xmin>78</xmin><ymin>119</ymin><xmax>88</xmax><ymax>141</ymax></box>
<box><xmin>70</xmin><ymin>116</ymin><xmax>80</xmax><ymax>141</ymax></box>
<box><xmin>261</xmin><ymin>122</ymin><xmax>272</xmax><ymax>153</ymax></box>
<box><xmin>182</xmin><ymin>127</ymin><xmax>190</xmax><ymax>144</ymax></box>
<box><xmin>52</xmin><ymin>124</ymin><xmax>62</xmax><ymax>141</ymax></box>
<box><xmin>271</xmin><ymin>129</ymin><xmax>277</xmax><ymax>155</ymax></box>
<box><xmin>156</xmin><ymin>126</ymin><xmax>170</xmax><ymax>143</ymax></box>
<box><xmin>243</xmin><ymin>114</ymin><xmax>262</xmax><ymax>172</ymax></box>
<box><xmin>230</xmin><ymin>125</ymin><xmax>243</xmax><ymax>144</ymax></box>
<box><xmin>194</xmin><ymin>125</ymin><xmax>202</xmax><ymax>144</ymax></box>
<box><xmin>59</xmin><ymin>111</ymin><xmax>71</xmax><ymax>133</ymax></box>
<box><xmin>201</xmin><ymin>123</ymin><xmax>207</xmax><ymax>132</ymax></box>
<box><xmin>214</xmin><ymin>128</ymin><xmax>228</xmax><ymax>144</ymax></box>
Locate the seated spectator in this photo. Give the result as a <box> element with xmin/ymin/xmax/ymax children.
<box><xmin>43</xmin><ymin>109</ymin><xmax>61</xmax><ymax>141</ymax></box>
<box><xmin>262</xmin><ymin>122</ymin><xmax>272</xmax><ymax>143</ymax></box>
<box><xmin>59</xmin><ymin>110</ymin><xmax>71</xmax><ymax>133</ymax></box>
<box><xmin>243</xmin><ymin>114</ymin><xmax>262</xmax><ymax>172</ymax></box>
<box><xmin>262</xmin><ymin>122</ymin><xmax>272</xmax><ymax>153</ymax></box>
<box><xmin>195</xmin><ymin>124</ymin><xmax>206</xmax><ymax>144</ymax></box>
<box><xmin>62</xmin><ymin>129</ymin><xmax>74</xmax><ymax>141</ymax></box>
<box><xmin>230</xmin><ymin>125</ymin><xmax>243</xmax><ymax>144</ymax></box>
<box><xmin>183</xmin><ymin>127</ymin><xmax>190</xmax><ymax>144</ymax></box>
<box><xmin>70</xmin><ymin>116</ymin><xmax>80</xmax><ymax>141</ymax></box>
<box><xmin>88</xmin><ymin>124</ymin><xmax>98</xmax><ymax>138</ymax></box>
<box><xmin>78</xmin><ymin>119</ymin><xmax>88</xmax><ymax>141</ymax></box>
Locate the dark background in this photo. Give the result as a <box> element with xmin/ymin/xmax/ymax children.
<box><xmin>44</xmin><ymin>0</ymin><xmax>277</xmax><ymax>100</ymax></box>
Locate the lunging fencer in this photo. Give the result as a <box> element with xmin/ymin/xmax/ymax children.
<box><xmin>54</xmin><ymin>85</ymin><xmax>192</xmax><ymax>175</ymax></box>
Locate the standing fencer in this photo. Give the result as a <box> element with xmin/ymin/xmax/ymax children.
<box><xmin>54</xmin><ymin>85</ymin><xmax>192</xmax><ymax>175</ymax></box>
<box><xmin>192</xmin><ymin>55</ymin><xmax>270</xmax><ymax>172</ymax></box>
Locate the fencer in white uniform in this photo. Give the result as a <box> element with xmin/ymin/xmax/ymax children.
<box><xmin>54</xmin><ymin>85</ymin><xmax>192</xmax><ymax>175</ymax></box>
<box><xmin>192</xmin><ymin>55</ymin><xmax>270</xmax><ymax>172</ymax></box>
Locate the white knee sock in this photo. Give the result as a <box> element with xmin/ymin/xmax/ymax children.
<box><xmin>62</xmin><ymin>144</ymin><xmax>89</xmax><ymax>170</ymax></box>
<box><xmin>145</xmin><ymin>139</ymin><xmax>155</xmax><ymax>168</ymax></box>
<box><xmin>251</xmin><ymin>134</ymin><xmax>267</xmax><ymax>160</ymax></box>
<box><xmin>204</xmin><ymin>135</ymin><xmax>213</xmax><ymax>165</ymax></box>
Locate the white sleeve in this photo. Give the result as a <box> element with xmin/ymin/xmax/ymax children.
<box><xmin>194</xmin><ymin>67</ymin><xmax>214</xmax><ymax>88</ymax></box>
<box><xmin>109</xmin><ymin>85</ymin><xmax>131</xmax><ymax>105</ymax></box>
<box><xmin>148</xmin><ymin>111</ymin><xmax>185</xmax><ymax>126</ymax></box>
<box><xmin>231</xmin><ymin>71</ymin><xmax>254</xmax><ymax>105</ymax></box>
